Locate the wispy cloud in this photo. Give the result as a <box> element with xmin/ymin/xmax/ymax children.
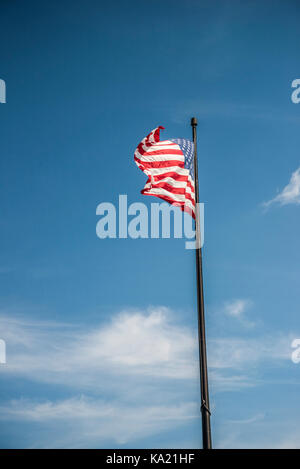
<box><xmin>0</xmin><ymin>396</ymin><xmax>197</xmax><ymax>448</ymax></box>
<box><xmin>225</xmin><ymin>413</ymin><xmax>266</xmax><ymax>425</ymax></box>
<box><xmin>0</xmin><ymin>307</ymin><xmax>296</xmax><ymax>447</ymax></box>
<box><xmin>224</xmin><ymin>299</ymin><xmax>256</xmax><ymax>328</ymax></box>
<box><xmin>0</xmin><ymin>307</ymin><xmax>197</xmax><ymax>385</ymax></box>
<box><xmin>216</xmin><ymin>416</ymin><xmax>300</xmax><ymax>449</ymax></box>
<box><xmin>0</xmin><ymin>307</ymin><xmax>292</xmax><ymax>388</ymax></box>
<box><xmin>209</xmin><ymin>335</ymin><xmax>291</xmax><ymax>370</ymax></box>
<box><xmin>263</xmin><ymin>167</ymin><xmax>300</xmax><ymax>208</ymax></box>
<box><xmin>225</xmin><ymin>299</ymin><xmax>250</xmax><ymax>318</ymax></box>
<box><xmin>0</xmin><ymin>308</ymin><xmax>200</xmax><ymax>447</ymax></box>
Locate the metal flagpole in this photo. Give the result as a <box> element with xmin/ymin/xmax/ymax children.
<box><xmin>191</xmin><ymin>117</ymin><xmax>212</xmax><ymax>449</ymax></box>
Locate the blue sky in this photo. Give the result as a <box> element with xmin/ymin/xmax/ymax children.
<box><xmin>0</xmin><ymin>0</ymin><xmax>300</xmax><ymax>448</ymax></box>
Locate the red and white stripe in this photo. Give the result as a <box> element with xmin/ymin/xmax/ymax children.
<box><xmin>134</xmin><ymin>126</ymin><xmax>195</xmax><ymax>218</ymax></box>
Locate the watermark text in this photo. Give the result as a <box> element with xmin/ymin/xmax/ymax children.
<box><xmin>291</xmin><ymin>338</ymin><xmax>300</xmax><ymax>364</ymax></box>
<box><xmin>96</xmin><ymin>195</ymin><xmax>204</xmax><ymax>250</ymax></box>
<box><xmin>291</xmin><ymin>79</ymin><xmax>300</xmax><ymax>104</ymax></box>
<box><xmin>0</xmin><ymin>79</ymin><xmax>6</xmax><ymax>103</ymax></box>
<box><xmin>0</xmin><ymin>339</ymin><xmax>6</xmax><ymax>364</ymax></box>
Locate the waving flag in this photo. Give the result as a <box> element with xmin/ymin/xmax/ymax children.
<box><xmin>134</xmin><ymin>126</ymin><xmax>195</xmax><ymax>218</ymax></box>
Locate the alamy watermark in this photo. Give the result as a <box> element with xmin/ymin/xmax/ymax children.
<box><xmin>96</xmin><ymin>195</ymin><xmax>204</xmax><ymax>249</ymax></box>
<box><xmin>0</xmin><ymin>339</ymin><xmax>6</xmax><ymax>364</ymax></box>
<box><xmin>291</xmin><ymin>339</ymin><xmax>300</xmax><ymax>364</ymax></box>
<box><xmin>291</xmin><ymin>79</ymin><xmax>300</xmax><ymax>104</ymax></box>
<box><xmin>0</xmin><ymin>79</ymin><xmax>6</xmax><ymax>103</ymax></box>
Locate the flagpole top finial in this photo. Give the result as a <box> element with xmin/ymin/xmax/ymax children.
<box><xmin>191</xmin><ymin>117</ymin><xmax>197</xmax><ymax>126</ymax></box>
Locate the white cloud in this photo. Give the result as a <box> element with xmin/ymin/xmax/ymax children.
<box><xmin>0</xmin><ymin>396</ymin><xmax>197</xmax><ymax>448</ymax></box>
<box><xmin>79</xmin><ymin>308</ymin><xmax>196</xmax><ymax>378</ymax></box>
<box><xmin>263</xmin><ymin>167</ymin><xmax>300</xmax><ymax>208</ymax></box>
<box><xmin>225</xmin><ymin>299</ymin><xmax>250</xmax><ymax>318</ymax></box>
<box><xmin>209</xmin><ymin>335</ymin><xmax>291</xmax><ymax>370</ymax></box>
<box><xmin>0</xmin><ymin>308</ymin><xmax>293</xmax><ymax>389</ymax></box>
<box><xmin>223</xmin><ymin>299</ymin><xmax>256</xmax><ymax>328</ymax></box>
<box><xmin>0</xmin><ymin>307</ymin><xmax>296</xmax><ymax>447</ymax></box>
<box><xmin>0</xmin><ymin>308</ymin><xmax>198</xmax><ymax>385</ymax></box>
<box><xmin>0</xmin><ymin>309</ymin><xmax>200</xmax><ymax>447</ymax></box>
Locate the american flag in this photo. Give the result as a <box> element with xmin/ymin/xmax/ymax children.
<box><xmin>134</xmin><ymin>126</ymin><xmax>195</xmax><ymax>218</ymax></box>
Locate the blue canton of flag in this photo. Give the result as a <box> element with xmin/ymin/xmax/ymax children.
<box><xmin>170</xmin><ymin>138</ymin><xmax>194</xmax><ymax>180</ymax></box>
